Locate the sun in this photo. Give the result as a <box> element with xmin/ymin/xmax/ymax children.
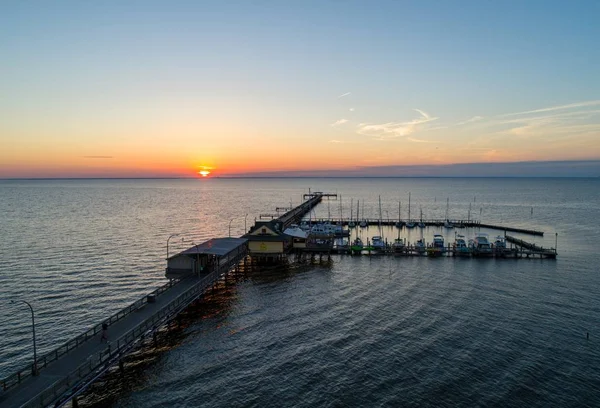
<box><xmin>199</xmin><ymin>170</ymin><xmax>211</xmax><ymax>177</ymax></box>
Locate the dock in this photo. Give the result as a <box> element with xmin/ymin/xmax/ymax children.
<box><xmin>305</xmin><ymin>218</ymin><xmax>544</xmax><ymax>236</ymax></box>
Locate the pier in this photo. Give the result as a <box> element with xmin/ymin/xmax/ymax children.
<box><xmin>304</xmin><ymin>218</ymin><xmax>544</xmax><ymax>236</ymax></box>
<box><xmin>1</xmin><ymin>191</ymin><xmax>556</xmax><ymax>407</ymax></box>
<box><xmin>0</xmin><ymin>238</ymin><xmax>248</xmax><ymax>408</ymax></box>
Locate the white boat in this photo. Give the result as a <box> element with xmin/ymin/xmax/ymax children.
<box><xmin>392</xmin><ymin>238</ymin><xmax>405</xmax><ymax>253</ymax></box>
<box><xmin>433</xmin><ymin>234</ymin><xmax>445</xmax><ymax>250</ymax></box>
<box><xmin>453</xmin><ymin>234</ymin><xmax>470</xmax><ymax>256</ymax></box>
<box><xmin>283</xmin><ymin>224</ymin><xmax>308</xmax><ymax>239</ymax></box>
<box><xmin>371</xmin><ymin>235</ymin><xmax>386</xmax><ymax>251</ymax></box>
<box><xmin>470</xmin><ymin>233</ymin><xmax>493</xmax><ymax>256</ymax></box>
<box><xmin>494</xmin><ymin>236</ymin><xmax>506</xmax><ymax>248</ymax></box>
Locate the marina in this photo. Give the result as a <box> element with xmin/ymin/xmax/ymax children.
<box><xmin>0</xmin><ymin>190</ymin><xmax>557</xmax><ymax>407</ymax></box>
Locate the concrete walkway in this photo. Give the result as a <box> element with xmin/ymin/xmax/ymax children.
<box><xmin>0</xmin><ymin>276</ymin><xmax>203</xmax><ymax>408</ymax></box>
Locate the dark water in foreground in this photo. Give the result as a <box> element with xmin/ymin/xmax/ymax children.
<box><xmin>1</xmin><ymin>178</ymin><xmax>600</xmax><ymax>407</ymax></box>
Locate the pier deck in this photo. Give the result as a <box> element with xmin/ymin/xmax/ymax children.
<box><xmin>303</xmin><ymin>218</ymin><xmax>544</xmax><ymax>236</ymax></box>
<box><xmin>0</xmin><ymin>251</ymin><xmax>247</xmax><ymax>408</ymax></box>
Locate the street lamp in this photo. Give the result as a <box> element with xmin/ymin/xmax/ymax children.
<box><xmin>11</xmin><ymin>300</ymin><xmax>37</xmax><ymax>376</ymax></box>
<box><xmin>228</xmin><ymin>218</ymin><xmax>235</xmax><ymax>238</ymax></box>
<box><xmin>244</xmin><ymin>213</ymin><xmax>249</xmax><ymax>234</ymax></box>
<box><xmin>166</xmin><ymin>233</ymin><xmax>180</xmax><ymax>259</ymax></box>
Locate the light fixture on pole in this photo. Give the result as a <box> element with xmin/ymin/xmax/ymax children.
<box><xmin>166</xmin><ymin>233</ymin><xmax>180</xmax><ymax>259</ymax></box>
<box><xmin>11</xmin><ymin>300</ymin><xmax>37</xmax><ymax>376</ymax></box>
<box><xmin>244</xmin><ymin>213</ymin><xmax>248</xmax><ymax>233</ymax></box>
<box><xmin>228</xmin><ymin>218</ymin><xmax>235</xmax><ymax>238</ymax></box>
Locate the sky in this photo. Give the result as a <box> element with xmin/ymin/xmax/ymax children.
<box><xmin>1</xmin><ymin>0</ymin><xmax>599</xmax><ymax>178</ymax></box>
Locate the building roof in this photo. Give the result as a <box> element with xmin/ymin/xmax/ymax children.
<box><xmin>174</xmin><ymin>237</ymin><xmax>248</xmax><ymax>258</ymax></box>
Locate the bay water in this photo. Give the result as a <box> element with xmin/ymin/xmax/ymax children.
<box><xmin>1</xmin><ymin>178</ymin><xmax>599</xmax><ymax>407</ymax></box>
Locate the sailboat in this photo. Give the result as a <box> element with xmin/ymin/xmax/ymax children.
<box><xmin>348</xmin><ymin>198</ymin><xmax>355</xmax><ymax>228</ymax></box>
<box><xmin>359</xmin><ymin>199</ymin><xmax>368</xmax><ymax>228</ymax></box>
<box><xmin>406</xmin><ymin>192</ymin><xmax>416</xmax><ymax>228</ymax></box>
<box><xmin>393</xmin><ymin>203</ymin><xmax>405</xmax><ymax>253</ymax></box>
<box><xmin>395</xmin><ymin>201</ymin><xmax>404</xmax><ymax>228</ymax></box>
<box><xmin>444</xmin><ymin>198</ymin><xmax>454</xmax><ymax>228</ymax></box>
<box><xmin>371</xmin><ymin>196</ymin><xmax>386</xmax><ymax>251</ymax></box>
<box><xmin>418</xmin><ymin>206</ymin><xmax>425</xmax><ymax>228</ymax></box>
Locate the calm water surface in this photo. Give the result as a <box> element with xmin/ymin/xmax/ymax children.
<box><xmin>1</xmin><ymin>178</ymin><xmax>599</xmax><ymax>407</ymax></box>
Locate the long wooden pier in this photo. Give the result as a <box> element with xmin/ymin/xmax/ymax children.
<box><xmin>0</xmin><ymin>245</ymin><xmax>248</xmax><ymax>408</ymax></box>
<box><xmin>305</xmin><ymin>218</ymin><xmax>544</xmax><ymax>236</ymax></box>
<box><xmin>0</xmin><ymin>194</ymin><xmax>323</xmax><ymax>408</ymax></box>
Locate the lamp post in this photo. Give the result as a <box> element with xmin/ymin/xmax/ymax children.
<box><xmin>166</xmin><ymin>233</ymin><xmax>180</xmax><ymax>259</ymax></box>
<box><xmin>228</xmin><ymin>218</ymin><xmax>235</xmax><ymax>238</ymax></box>
<box><xmin>244</xmin><ymin>213</ymin><xmax>249</xmax><ymax>234</ymax></box>
<box><xmin>12</xmin><ymin>300</ymin><xmax>37</xmax><ymax>376</ymax></box>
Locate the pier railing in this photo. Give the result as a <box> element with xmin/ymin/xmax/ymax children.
<box><xmin>1</xmin><ymin>278</ymin><xmax>181</xmax><ymax>393</ymax></box>
<box><xmin>25</xmin><ymin>253</ymin><xmax>247</xmax><ymax>408</ymax></box>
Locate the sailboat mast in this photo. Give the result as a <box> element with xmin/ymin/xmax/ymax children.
<box><xmin>378</xmin><ymin>195</ymin><xmax>383</xmax><ymax>234</ymax></box>
<box><xmin>408</xmin><ymin>192</ymin><xmax>411</xmax><ymax>222</ymax></box>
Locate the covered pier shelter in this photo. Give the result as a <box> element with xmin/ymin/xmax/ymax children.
<box><xmin>165</xmin><ymin>237</ymin><xmax>248</xmax><ymax>279</ymax></box>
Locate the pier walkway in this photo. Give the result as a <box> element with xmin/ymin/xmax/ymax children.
<box><xmin>305</xmin><ymin>218</ymin><xmax>544</xmax><ymax>236</ymax></box>
<box><xmin>0</xmin><ymin>247</ymin><xmax>247</xmax><ymax>408</ymax></box>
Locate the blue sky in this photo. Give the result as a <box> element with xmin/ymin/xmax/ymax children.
<box><xmin>1</xmin><ymin>1</ymin><xmax>599</xmax><ymax>177</ymax></box>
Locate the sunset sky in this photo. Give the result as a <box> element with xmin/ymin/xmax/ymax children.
<box><xmin>1</xmin><ymin>1</ymin><xmax>599</xmax><ymax>178</ymax></box>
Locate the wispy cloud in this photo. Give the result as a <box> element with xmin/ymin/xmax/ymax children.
<box><xmin>338</xmin><ymin>92</ymin><xmax>351</xmax><ymax>98</ymax></box>
<box><xmin>356</xmin><ymin>109</ymin><xmax>438</xmax><ymax>140</ymax></box>
<box><xmin>329</xmin><ymin>139</ymin><xmax>344</xmax><ymax>143</ymax></box>
<box><xmin>407</xmin><ymin>137</ymin><xmax>437</xmax><ymax>143</ymax></box>
<box><xmin>349</xmin><ymin>108</ymin><xmax>355</xmax><ymax>112</ymax></box>
<box><xmin>331</xmin><ymin>119</ymin><xmax>348</xmax><ymax>126</ymax></box>
<box><xmin>455</xmin><ymin>116</ymin><xmax>484</xmax><ymax>126</ymax></box>
<box><xmin>500</xmin><ymin>100</ymin><xmax>600</xmax><ymax>117</ymax></box>
<box><xmin>83</xmin><ymin>156</ymin><xmax>113</xmax><ymax>159</ymax></box>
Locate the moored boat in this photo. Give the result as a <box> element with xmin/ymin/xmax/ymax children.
<box><xmin>470</xmin><ymin>233</ymin><xmax>493</xmax><ymax>256</ymax></box>
<box><xmin>392</xmin><ymin>238</ymin><xmax>405</xmax><ymax>253</ymax></box>
<box><xmin>371</xmin><ymin>235</ymin><xmax>386</xmax><ymax>252</ymax></box>
<box><xmin>453</xmin><ymin>234</ymin><xmax>471</xmax><ymax>256</ymax></box>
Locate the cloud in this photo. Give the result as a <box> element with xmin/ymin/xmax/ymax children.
<box><xmin>455</xmin><ymin>116</ymin><xmax>484</xmax><ymax>126</ymax></box>
<box><xmin>331</xmin><ymin>119</ymin><xmax>349</xmax><ymax>126</ymax></box>
<box><xmin>349</xmin><ymin>108</ymin><xmax>355</xmax><ymax>112</ymax></box>
<box><xmin>338</xmin><ymin>92</ymin><xmax>351</xmax><ymax>98</ymax></box>
<box><xmin>500</xmin><ymin>100</ymin><xmax>600</xmax><ymax>117</ymax></box>
<box><xmin>406</xmin><ymin>137</ymin><xmax>437</xmax><ymax>143</ymax></box>
<box><xmin>83</xmin><ymin>156</ymin><xmax>113</xmax><ymax>159</ymax></box>
<box><xmin>356</xmin><ymin>109</ymin><xmax>438</xmax><ymax>140</ymax></box>
<box><xmin>329</xmin><ymin>139</ymin><xmax>343</xmax><ymax>143</ymax></box>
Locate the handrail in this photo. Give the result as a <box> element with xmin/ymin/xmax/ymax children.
<box><xmin>1</xmin><ymin>278</ymin><xmax>181</xmax><ymax>393</ymax></box>
<box><xmin>10</xmin><ymin>252</ymin><xmax>247</xmax><ymax>407</ymax></box>
<box><xmin>24</xmin><ymin>255</ymin><xmax>246</xmax><ymax>407</ymax></box>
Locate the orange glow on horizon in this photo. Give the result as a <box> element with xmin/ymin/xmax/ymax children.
<box><xmin>199</xmin><ymin>170</ymin><xmax>211</xmax><ymax>177</ymax></box>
